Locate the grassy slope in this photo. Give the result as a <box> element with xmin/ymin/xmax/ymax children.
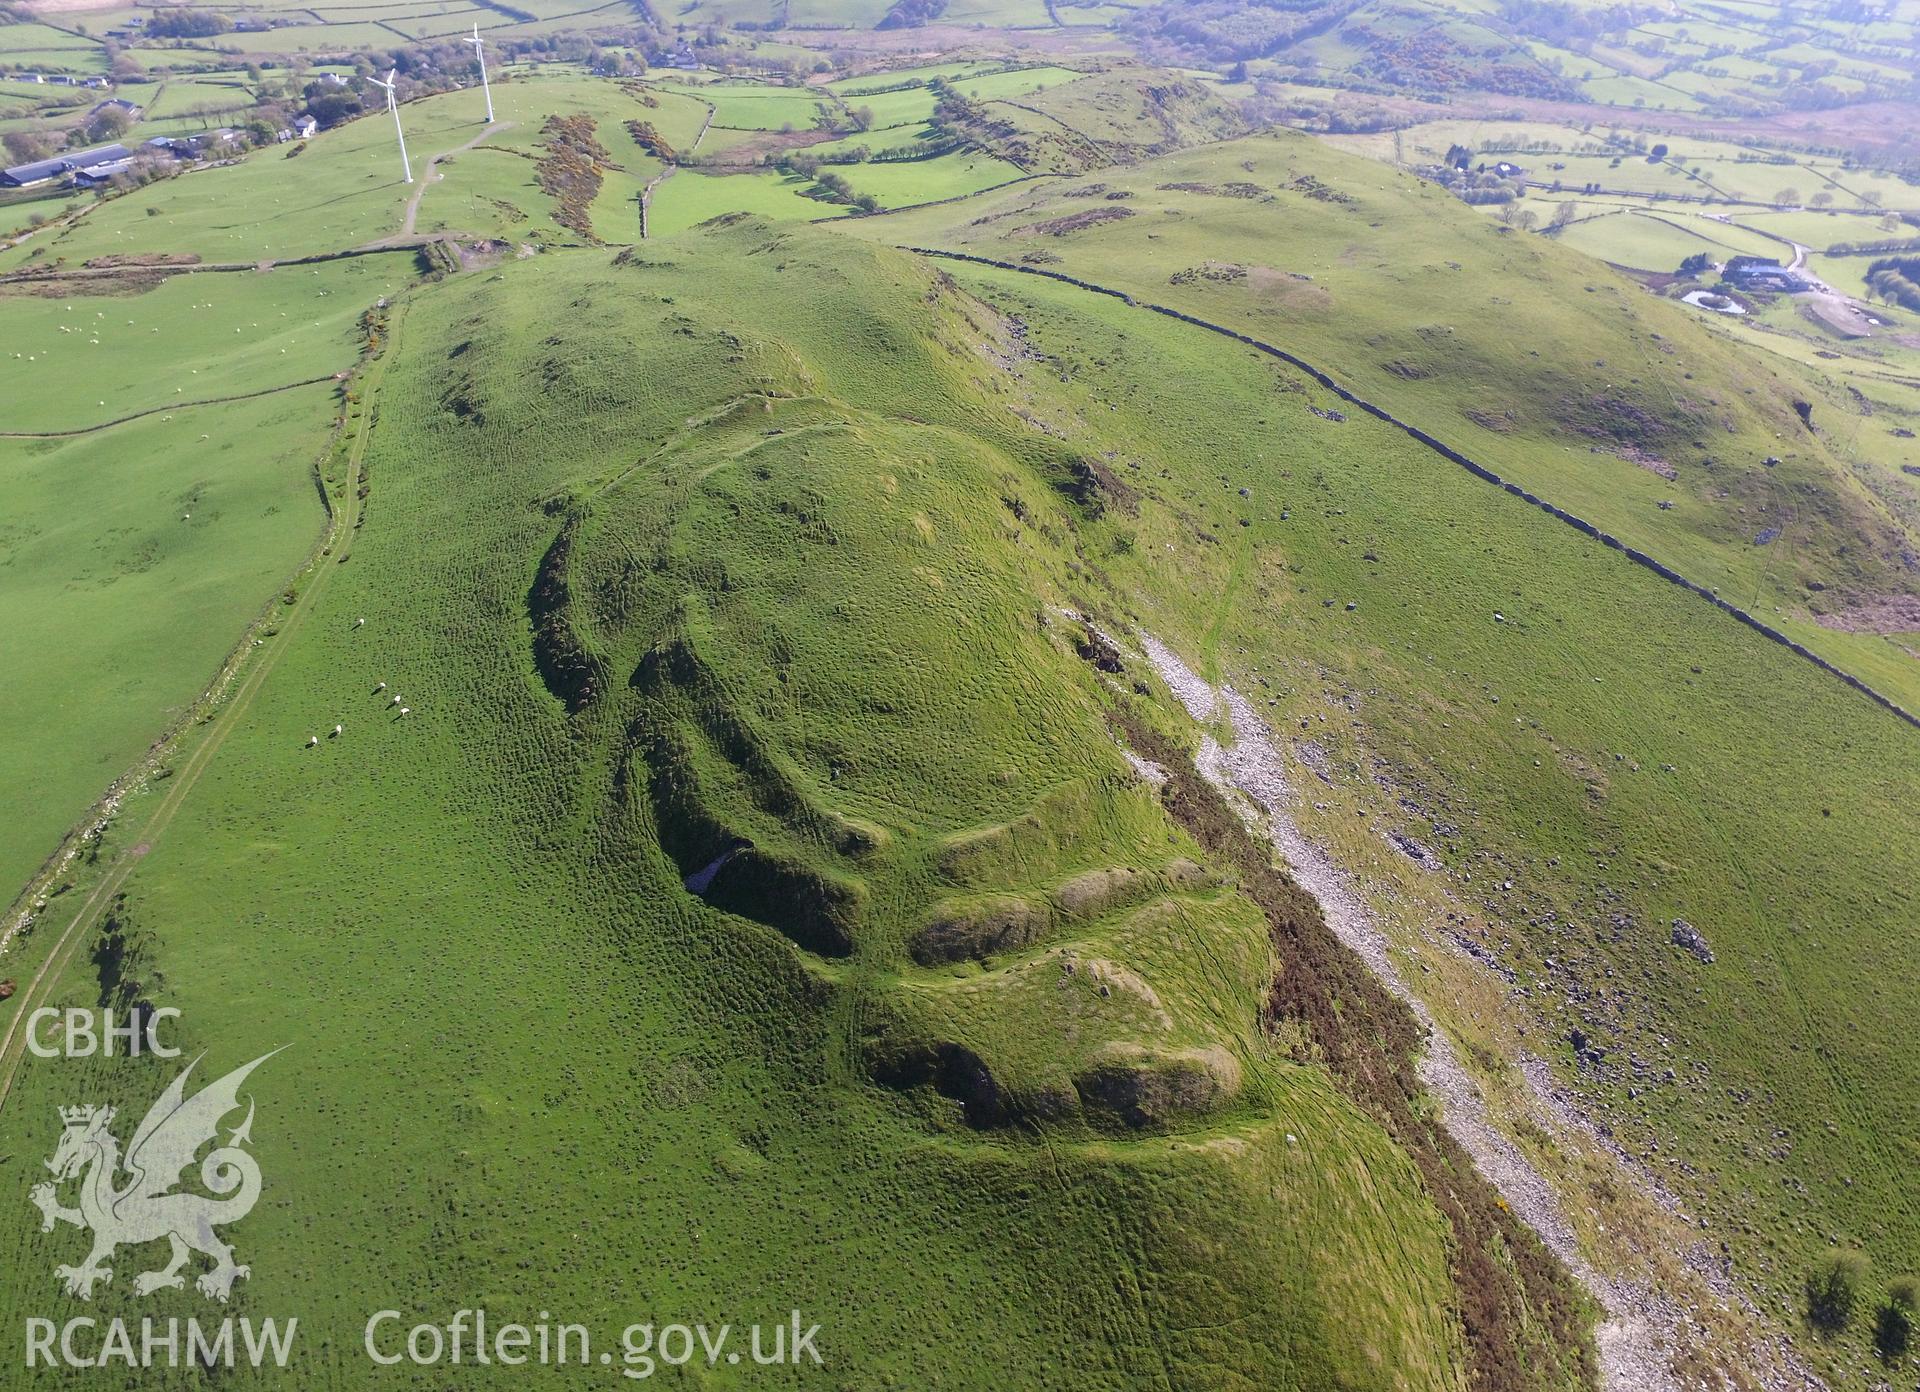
<box><xmin>0</xmin><ymin>228</ymin><xmax>1520</xmax><ymax>1391</ymax></box>
<box><xmin>856</xmin><ymin>128</ymin><xmax>1920</xmax><ymax>710</ymax></box>
<box><xmin>886</xmin><ymin>255</ymin><xmax>1920</xmax><ymax>1377</ymax></box>
<box><xmin>0</xmin><ymin>68</ymin><xmax>848</xmax><ymax>915</ymax></box>
<box><xmin>0</xmin><ymin>252</ymin><xmax>413</xmax><ymax>910</ymax></box>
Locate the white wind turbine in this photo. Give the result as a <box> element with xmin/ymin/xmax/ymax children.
<box><xmin>467</xmin><ymin>23</ymin><xmax>494</xmax><ymax>124</ymax></box>
<box><xmin>369</xmin><ymin>67</ymin><xmax>412</xmax><ymax>183</ymax></box>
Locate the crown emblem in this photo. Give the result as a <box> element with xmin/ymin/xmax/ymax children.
<box><xmin>59</xmin><ymin>1104</ymin><xmax>110</xmax><ymax>1127</ymax></box>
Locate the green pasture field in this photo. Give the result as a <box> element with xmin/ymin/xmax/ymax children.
<box><xmin>114</xmin><ymin>43</ymin><xmax>241</xmax><ymax>72</ymax></box>
<box><xmin>0</xmin><ymin>78</ymin><xmax>74</xmax><ymax>101</ymax></box>
<box><xmin>0</xmin><ymin>77</ymin><xmax>687</xmax><ymax>270</ymax></box>
<box><xmin>407</xmin><ymin>146</ymin><xmax>553</xmax><ymax>239</ymax></box>
<box><xmin>1795</xmin><ymin>254</ymin><xmax>1866</xmax><ymax>299</ymax></box>
<box><xmin>1698</xmin><ymin>51</ymin><xmax>1789</xmax><ymax>82</ymax></box>
<box><xmin>0</xmin><ymin>253</ymin><xmax>411</xmax><ymax>897</ymax></box>
<box><xmin>946</xmin><ymin>63</ymin><xmax>1088</xmax><ymax>101</ymax></box>
<box><xmin>221</xmin><ymin>20</ymin><xmax>412</xmax><ymax>52</ymax></box>
<box><xmin>481</xmin><ymin>74</ymin><xmax>714</xmax><ymax>157</ymax></box>
<box><xmin>1548</xmin><ymin>207</ymin><xmax>1752</xmax><ymax>270</ymax></box>
<box><xmin>0</xmin><ymin>74</ymin><xmax>719</xmax><ymax>268</ymax></box>
<box><xmin>0</xmin><ymin>22</ymin><xmax>102</xmax><ymax>61</ymax></box>
<box><xmin>786</xmin><ymin>0</ymin><xmax>894</xmax><ymax>24</ymax></box>
<box><xmin>645</xmin><ymin>166</ymin><xmax>834</xmax><ymax>235</ymax></box>
<box><xmin>698</xmin><ymin>85</ymin><xmax>834</xmax><ymax>135</ymax></box>
<box><xmin>0</xmin><ymin>227</ymin><xmax>1507</xmax><ymax>1392</ymax></box>
<box><xmin>1353</xmin><ymin>117</ymin><xmax>1920</xmax><ymax>217</ymax></box>
<box><xmin>1725</xmin><ymin>207</ymin><xmax>1911</xmax><ymax>246</ymax></box>
<box><xmin>0</xmin><ymin>93</ymin><xmax>488</xmax><ymax>270</ymax></box>
<box><xmin>1528</xmin><ymin>205</ymin><xmax>1781</xmax><ymax>264</ymax></box>
<box><xmin>1641</xmin><ymin>16</ymin><xmax>1764</xmax><ymax>50</ymax></box>
<box><xmin>385</xmin><ymin>8</ymin><xmax>508</xmax><ymax>40</ymax></box>
<box><xmin>861</xmin><ymin>131</ymin><xmax>1920</xmax><ymax>711</ymax></box>
<box><xmin>1522</xmin><ymin>37</ymin><xmax>1611</xmax><ymax>79</ymax></box>
<box><xmin>413</xmin><ymin>72</ymin><xmax>687</xmax><ymax>241</ymax></box>
<box><xmin>139</xmin><ymin>76</ymin><xmax>259</xmax><ymax>121</ymax></box>
<box><xmin>809</xmin><ymin>121</ymin><xmax>946</xmax><ymax>159</ymax></box>
<box><xmin>939</xmin><ymin>0</ymin><xmax>1055</xmax><ymax>22</ymax></box>
<box><xmin>668</xmin><ymin>0</ymin><xmax>782</xmax><ymax>30</ymax></box>
<box><xmin>843</xmin><ymin>147</ymin><xmax>1026</xmax><ymax>207</ymax></box>
<box><xmin>1060</xmin><ymin>2</ymin><xmax>1135</xmax><ymax>23</ymax></box>
<box><xmin>834</xmin><ymin>83</ymin><xmax>939</xmax><ymax>131</ymax></box>
<box><xmin>305</xmin><ymin>0</ymin><xmax>479</xmax><ymax>20</ymax></box>
<box><xmin>0</xmin><ymin>47</ymin><xmax>108</xmax><ymax>75</ymax></box>
<box><xmin>830</xmin><ymin>61</ymin><xmax>1008</xmax><ymax>92</ymax></box>
<box><xmin>0</xmin><ymin>381</ymin><xmax>344</xmax><ymax>902</ymax></box>
<box><xmin>0</xmin><ymin>258</ymin><xmax>393</xmax><ymax>434</ymax></box>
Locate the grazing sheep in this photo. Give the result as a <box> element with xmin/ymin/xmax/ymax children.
<box><xmin>306</xmin><ymin>735</ymin><xmax>318</xmax><ymax>748</ymax></box>
<box><xmin>388</xmin><ymin>694</ymin><xmax>401</xmax><ymax>706</ymax></box>
<box><xmin>332</xmin><ymin>724</ymin><xmax>343</xmax><ymax>738</ymax></box>
<box><xmin>374</xmin><ymin>682</ymin><xmax>386</xmax><ymax>693</ymax></box>
<box><xmin>354</xmin><ymin>617</ymin><xmax>365</xmax><ymax>628</ymax></box>
<box><xmin>397</xmin><ymin>707</ymin><xmax>410</xmax><ymax>717</ymax></box>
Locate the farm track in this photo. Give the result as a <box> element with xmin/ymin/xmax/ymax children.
<box><xmin>0</xmin><ymin>300</ymin><xmax>401</xmax><ymax>1117</ymax></box>
<box><xmin>393</xmin><ymin>119</ymin><xmax>514</xmax><ymax>240</ymax></box>
<box><xmin>905</xmin><ymin>245</ymin><xmax>1920</xmax><ymax>737</ymax></box>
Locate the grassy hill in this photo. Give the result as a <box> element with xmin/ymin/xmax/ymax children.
<box><xmin>858</xmin><ymin>128</ymin><xmax>1920</xmax><ymax>710</ymax></box>
<box><xmin>1</xmin><ymin>51</ymin><xmax>1916</xmax><ymax>1390</ymax></box>
<box><xmin>0</xmin><ymin>223</ymin><xmax>1599</xmax><ymax>1391</ymax></box>
<box><xmin>946</xmin><ymin>69</ymin><xmax>1252</xmax><ymax>174</ymax></box>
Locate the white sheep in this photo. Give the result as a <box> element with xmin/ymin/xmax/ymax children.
<box><xmin>306</xmin><ymin>735</ymin><xmax>318</xmax><ymax>748</ymax></box>
<box><xmin>397</xmin><ymin>707</ymin><xmax>410</xmax><ymax>717</ymax></box>
<box><xmin>354</xmin><ymin>617</ymin><xmax>365</xmax><ymax>628</ymax></box>
<box><xmin>388</xmin><ymin>694</ymin><xmax>401</xmax><ymax>706</ymax></box>
<box><xmin>374</xmin><ymin>682</ymin><xmax>386</xmax><ymax>692</ymax></box>
<box><xmin>331</xmin><ymin>724</ymin><xmax>343</xmax><ymax>738</ymax></box>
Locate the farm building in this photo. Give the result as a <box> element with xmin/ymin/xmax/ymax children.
<box><xmin>293</xmin><ymin>114</ymin><xmax>319</xmax><ymax>138</ymax></box>
<box><xmin>1724</xmin><ymin>255</ymin><xmax>1812</xmax><ymax>293</ymax></box>
<box><xmin>87</xmin><ymin>98</ymin><xmax>143</xmax><ymax>122</ymax></box>
<box><xmin>73</xmin><ymin>158</ymin><xmax>137</xmax><ymax>188</ymax></box>
<box><xmin>1</xmin><ymin>142</ymin><xmax>133</xmax><ymax>189</ymax></box>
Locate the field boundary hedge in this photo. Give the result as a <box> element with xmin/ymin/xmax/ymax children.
<box><xmin>904</xmin><ymin>245</ymin><xmax>1920</xmax><ymax>735</ymax></box>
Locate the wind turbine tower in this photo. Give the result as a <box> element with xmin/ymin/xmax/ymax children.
<box><xmin>468</xmin><ymin>23</ymin><xmax>495</xmax><ymax>123</ymax></box>
<box><xmin>370</xmin><ymin>68</ymin><xmax>412</xmax><ymax>183</ymax></box>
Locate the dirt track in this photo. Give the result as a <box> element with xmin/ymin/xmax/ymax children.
<box><xmin>397</xmin><ymin>120</ymin><xmax>513</xmax><ymax>239</ymax></box>
<box><xmin>1135</xmin><ymin>631</ymin><xmax>1823</xmax><ymax>1392</ymax></box>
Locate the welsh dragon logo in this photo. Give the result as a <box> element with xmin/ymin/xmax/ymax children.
<box><xmin>30</xmin><ymin>1051</ymin><xmax>278</xmax><ymax>1303</ymax></box>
